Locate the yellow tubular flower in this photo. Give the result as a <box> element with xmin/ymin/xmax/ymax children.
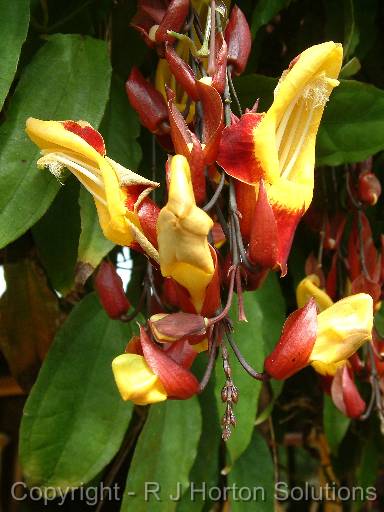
<box><xmin>309</xmin><ymin>293</ymin><xmax>373</xmax><ymax>375</ymax></box>
<box><xmin>112</xmin><ymin>354</ymin><xmax>167</xmax><ymax>405</ymax></box>
<box><xmin>157</xmin><ymin>155</ymin><xmax>214</xmax><ymax>313</ymax></box>
<box><xmin>25</xmin><ymin>118</ymin><xmax>160</xmax><ymax>262</ymax></box>
<box><xmin>296</xmin><ymin>274</ymin><xmax>334</xmax><ymax>312</ymax></box>
<box><xmin>255</xmin><ymin>42</ymin><xmax>343</xmax><ymax>212</ymax></box>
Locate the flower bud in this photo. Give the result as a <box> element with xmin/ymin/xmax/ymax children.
<box><xmin>165</xmin><ymin>45</ymin><xmax>199</xmax><ymax>100</ymax></box>
<box><xmin>149</xmin><ymin>312</ymin><xmax>207</xmax><ymax>342</ymax></box>
<box><xmin>331</xmin><ymin>365</ymin><xmax>365</xmax><ymax>418</ymax></box>
<box><xmin>225</xmin><ymin>5</ymin><xmax>252</xmax><ymax>75</ymax></box>
<box><xmin>358</xmin><ymin>171</ymin><xmax>381</xmax><ymax>206</ymax></box>
<box><xmin>125</xmin><ymin>67</ymin><xmax>169</xmax><ymax>134</ymax></box>
<box><xmin>95</xmin><ymin>261</ymin><xmax>130</xmax><ymax>319</ymax></box>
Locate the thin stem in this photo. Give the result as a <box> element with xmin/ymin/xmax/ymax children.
<box><xmin>225</xmin><ymin>328</ymin><xmax>268</xmax><ymax>381</ymax></box>
<box><xmin>203</xmin><ymin>171</ymin><xmax>225</xmax><ymax>211</ymax></box>
<box><xmin>207</xmin><ymin>267</ymin><xmax>236</xmax><ymax>326</ymax></box>
<box><xmin>227</xmin><ymin>68</ymin><xmax>243</xmax><ymax>116</ymax></box>
<box><xmin>199</xmin><ymin>327</ymin><xmax>219</xmax><ymax>392</ymax></box>
<box><xmin>207</xmin><ymin>0</ymin><xmax>216</xmax><ymax>76</ymax></box>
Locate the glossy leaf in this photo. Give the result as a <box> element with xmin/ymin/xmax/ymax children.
<box><xmin>317</xmin><ymin>80</ymin><xmax>384</xmax><ymax>165</ymax></box>
<box><xmin>32</xmin><ymin>178</ymin><xmax>81</xmax><ymax>294</ymax></box>
<box><xmin>215</xmin><ymin>273</ymin><xmax>285</xmax><ymax>463</ymax></box>
<box><xmin>0</xmin><ymin>258</ymin><xmax>60</xmax><ymax>391</ymax></box>
<box><xmin>122</xmin><ymin>398</ymin><xmax>202</xmax><ymax>511</ymax></box>
<box><xmin>19</xmin><ymin>293</ymin><xmax>136</xmax><ymax>488</ymax></box>
<box><xmin>228</xmin><ymin>429</ymin><xmax>274</xmax><ymax>512</ymax></box>
<box><xmin>0</xmin><ymin>34</ymin><xmax>111</xmax><ymax>249</ymax></box>
<box><xmin>251</xmin><ymin>0</ymin><xmax>292</xmax><ymax>38</ymax></box>
<box><xmin>323</xmin><ymin>394</ymin><xmax>350</xmax><ymax>455</ymax></box>
<box><xmin>0</xmin><ymin>0</ymin><xmax>29</xmax><ymax>109</ymax></box>
<box><xmin>233</xmin><ymin>74</ymin><xmax>276</xmax><ymax>113</ymax></box>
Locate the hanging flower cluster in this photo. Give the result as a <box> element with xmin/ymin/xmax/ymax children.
<box><xmin>25</xmin><ymin>0</ymin><xmax>377</xmax><ymax>439</ymax></box>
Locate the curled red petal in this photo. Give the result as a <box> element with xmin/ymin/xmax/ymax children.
<box><xmin>165</xmin><ymin>339</ymin><xmax>198</xmax><ymax>369</ymax></box>
<box><xmin>216</xmin><ymin>112</ymin><xmax>263</xmax><ymax>184</ymax></box>
<box><xmin>126</xmin><ymin>67</ymin><xmax>168</xmax><ymax>134</ymax></box>
<box><xmin>235</xmin><ymin>181</ymin><xmax>256</xmax><ymax>241</ymax></box>
<box><xmin>212</xmin><ymin>36</ymin><xmax>228</xmax><ymax>94</ymax></box>
<box><xmin>195</xmin><ymin>80</ymin><xmax>224</xmax><ymax>165</ymax></box>
<box><xmin>140</xmin><ymin>327</ymin><xmax>199</xmax><ymax>399</ymax></box>
<box><xmin>264</xmin><ymin>298</ymin><xmax>318</xmax><ymax>380</ymax></box>
<box><xmin>95</xmin><ymin>261</ymin><xmax>130</xmax><ymax>319</ymax></box>
<box><xmin>137</xmin><ymin>197</ymin><xmax>160</xmax><ymax>248</ymax></box>
<box><xmin>165</xmin><ymin>44</ymin><xmax>199</xmax><ymax>100</ymax></box>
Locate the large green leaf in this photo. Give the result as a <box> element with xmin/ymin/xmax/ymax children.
<box><xmin>323</xmin><ymin>394</ymin><xmax>350</xmax><ymax>455</ymax></box>
<box><xmin>0</xmin><ymin>34</ymin><xmax>111</xmax><ymax>249</ymax></box>
<box><xmin>19</xmin><ymin>293</ymin><xmax>136</xmax><ymax>489</ymax></box>
<box><xmin>122</xmin><ymin>398</ymin><xmax>202</xmax><ymax>511</ymax></box>
<box><xmin>0</xmin><ymin>0</ymin><xmax>30</xmax><ymax>109</ymax></box>
<box><xmin>251</xmin><ymin>0</ymin><xmax>292</xmax><ymax>38</ymax></box>
<box><xmin>228</xmin><ymin>429</ymin><xmax>274</xmax><ymax>512</ymax></box>
<box><xmin>215</xmin><ymin>274</ymin><xmax>285</xmax><ymax>464</ymax></box>
<box><xmin>317</xmin><ymin>80</ymin><xmax>384</xmax><ymax>165</ymax></box>
<box><xmin>177</xmin><ymin>356</ymin><xmax>221</xmax><ymax>512</ymax></box>
<box><xmin>233</xmin><ymin>74</ymin><xmax>276</xmax><ymax>113</ymax></box>
<box><xmin>32</xmin><ymin>178</ymin><xmax>81</xmax><ymax>294</ymax></box>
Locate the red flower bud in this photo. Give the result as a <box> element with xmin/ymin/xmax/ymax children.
<box><xmin>126</xmin><ymin>67</ymin><xmax>169</xmax><ymax>134</ymax></box>
<box><xmin>358</xmin><ymin>171</ymin><xmax>381</xmax><ymax>206</ymax></box>
<box><xmin>225</xmin><ymin>5</ymin><xmax>252</xmax><ymax>75</ymax></box>
<box><xmin>331</xmin><ymin>366</ymin><xmax>365</xmax><ymax>418</ymax></box>
<box><xmin>95</xmin><ymin>261</ymin><xmax>130</xmax><ymax>319</ymax></box>
<box><xmin>264</xmin><ymin>299</ymin><xmax>318</xmax><ymax>380</ymax></box>
<box><xmin>155</xmin><ymin>0</ymin><xmax>190</xmax><ymax>44</ymax></box>
<box><xmin>211</xmin><ymin>36</ymin><xmax>228</xmax><ymax>94</ymax></box>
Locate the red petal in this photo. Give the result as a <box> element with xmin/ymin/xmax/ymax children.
<box><xmin>212</xmin><ymin>36</ymin><xmax>228</xmax><ymax>94</ymax></box>
<box><xmin>63</xmin><ymin>121</ymin><xmax>106</xmax><ymax>156</ymax></box>
<box><xmin>248</xmin><ymin>180</ymin><xmax>279</xmax><ymax>269</ymax></box>
<box><xmin>126</xmin><ymin>67</ymin><xmax>168</xmax><ymax>134</ymax></box>
<box><xmin>137</xmin><ymin>197</ymin><xmax>160</xmax><ymax>248</ymax></box>
<box><xmin>195</xmin><ymin>80</ymin><xmax>224</xmax><ymax>165</ymax></box>
<box><xmin>156</xmin><ymin>0</ymin><xmax>189</xmax><ymax>43</ymax></box>
<box><xmin>165</xmin><ymin>44</ymin><xmax>199</xmax><ymax>100</ymax></box>
<box><xmin>264</xmin><ymin>299</ymin><xmax>318</xmax><ymax>380</ymax></box>
<box><xmin>95</xmin><ymin>261</ymin><xmax>130</xmax><ymax>319</ymax></box>
<box><xmin>216</xmin><ymin>113</ymin><xmax>263</xmax><ymax>184</ymax></box>
<box><xmin>235</xmin><ymin>181</ymin><xmax>256</xmax><ymax>241</ymax></box>
<box><xmin>165</xmin><ymin>339</ymin><xmax>198</xmax><ymax>369</ymax></box>
<box><xmin>140</xmin><ymin>327</ymin><xmax>199</xmax><ymax>399</ymax></box>
<box><xmin>351</xmin><ymin>274</ymin><xmax>381</xmax><ymax>306</ymax></box>
<box><xmin>273</xmin><ymin>205</ymin><xmax>304</xmax><ymax>276</ymax></box>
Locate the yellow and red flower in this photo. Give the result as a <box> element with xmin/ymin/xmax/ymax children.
<box><xmin>25</xmin><ymin>118</ymin><xmax>160</xmax><ymax>261</ymax></box>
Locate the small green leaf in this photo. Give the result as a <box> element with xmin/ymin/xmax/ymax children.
<box><xmin>215</xmin><ymin>273</ymin><xmax>285</xmax><ymax>463</ymax></box>
<box><xmin>228</xmin><ymin>429</ymin><xmax>275</xmax><ymax>512</ymax></box>
<box><xmin>317</xmin><ymin>80</ymin><xmax>384</xmax><ymax>166</ymax></box>
<box><xmin>340</xmin><ymin>57</ymin><xmax>361</xmax><ymax>78</ymax></box>
<box><xmin>0</xmin><ymin>0</ymin><xmax>30</xmax><ymax>109</ymax></box>
<box><xmin>251</xmin><ymin>0</ymin><xmax>292</xmax><ymax>38</ymax></box>
<box><xmin>19</xmin><ymin>293</ymin><xmax>136</xmax><ymax>489</ymax></box>
<box><xmin>122</xmin><ymin>398</ymin><xmax>202</xmax><ymax>511</ymax></box>
<box><xmin>0</xmin><ymin>34</ymin><xmax>111</xmax><ymax>249</ymax></box>
<box><xmin>323</xmin><ymin>394</ymin><xmax>350</xmax><ymax>455</ymax></box>
<box><xmin>32</xmin><ymin>178</ymin><xmax>81</xmax><ymax>294</ymax></box>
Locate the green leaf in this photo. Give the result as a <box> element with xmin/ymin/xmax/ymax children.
<box><xmin>0</xmin><ymin>34</ymin><xmax>111</xmax><ymax>249</ymax></box>
<box><xmin>122</xmin><ymin>398</ymin><xmax>202</xmax><ymax>511</ymax></box>
<box><xmin>177</xmin><ymin>356</ymin><xmax>221</xmax><ymax>512</ymax></box>
<box><xmin>251</xmin><ymin>0</ymin><xmax>292</xmax><ymax>38</ymax></box>
<box><xmin>100</xmin><ymin>74</ymin><xmax>142</xmax><ymax>169</ymax></box>
<box><xmin>32</xmin><ymin>178</ymin><xmax>81</xmax><ymax>294</ymax></box>
<box><xmin>323</xmin><ymin>394</ymin><xmax>350</xmax><ymax>455</ymax></box>
<box><xmin>233</xmin><ymin>74</ymin><xmax>277</xmax><ymax>113</ymax></box>
<box><xmin>340</xmin><ymin>57</ymin><xmax>361</xmax><ymax>78</ymax></box>
<box><xmin>0</xmin><ymin>0</ymin><xmax>30</xmax><ymax>109</ymax></box>
<box><xmin>19</xmin><ymin>293</ymin><xmax>136</xmax><ymax>489</ymax></box>
<box><xmin>215</xmin><ymin>274</ymin><xmax>285</xmax><ymax>464</ymax></box>
<box><xmin>343</xmin><ymin>0</ymin><xmax>359</xmax><ymax>61</ymax></box>
<box><xmin>77</xmin><ymin>188</ymin><xmax>114</xmax><ymax>270</ymax></box>
<box><xmin>228</xmin><ymin>429</ymin><xmax>274</xmax><ymax>512</ymax></box>
<box><xmin>317</xmin><ymin>80</ymin><xmax>384</xmax><ymax>166</ymax></box>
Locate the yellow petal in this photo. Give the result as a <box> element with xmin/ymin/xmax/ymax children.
<box><xmin>309</xmin><ymin>293</ymin><xmax>373</xmax><ymax>375</ymax></box>
<box><xmin>112</xmin><ymin>353</ymin><xmax>167</xmax><ymax>405</ymax></box>
<box><xmin>252</xmin><ymin>42</ymin><xmax>343</xmax><ymax>213</ymax></box>
<box><xmin>296</xmin><ymin>274</ymin><xmax>334</xmax><ymax>311</ymax></box>
<box><xmin>157</xmin><ymin>155</ymin><xmax>214</xmax><ymax>312</ymax></box>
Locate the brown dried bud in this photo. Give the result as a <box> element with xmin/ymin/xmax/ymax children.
<box><xmin>149</xmin><ymin>312</ymin><xmax>207</xmax><ymax>342</ymax></box>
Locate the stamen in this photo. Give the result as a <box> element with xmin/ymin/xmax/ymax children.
<box><xmin>278</xmin><ymin>100</ymin><xmax>305</xmax><ymax>173</ymax></box>
<box><xmin>54</xmin><ymin>154</ymin><xmax>104</xmax><ymax>188</ymax></box>
<box><xmin>281</xmin><ymin>107</ymin><xmax>314</xmax><ymax>180</ymax></box>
